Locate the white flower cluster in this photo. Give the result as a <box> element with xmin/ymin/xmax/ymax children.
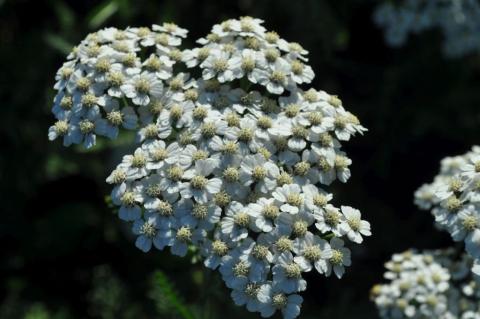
<box><xmin>414</xmin><ymin>146</ymin><xmax>480</xmax><ymax>276</ymax></box>
<box><xmin>49</xmin><ymin>17</ymin><xmax>370</xmax><ymax>319</ymax></box>
<box><xmin>371</xmin><ymin>249</ymin><xmax>480</xmax><ymax>319</ymax></box>
<box><xmin>48</xmin><ymin>23</ymin><xmax>187</xmax><ymax>147</ymax></box>
<box><xmin>374</xmin><ymin>0</ymin><xmax>480</xmax><ymax>57</ymax></box>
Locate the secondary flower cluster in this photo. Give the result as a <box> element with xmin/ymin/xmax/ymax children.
<box><xmin>374</xmin><ymin>0</ymin><xmax>480</xmax><ymax>57</ymax></box>
<box><xmin>48</xmin><ymin>23</ymin><xmax>187</xmax><ymax>147</ymax></box>
<box><xmin>49</xmin><ymin>17</ymin><xmax>370</xmax><ymax>319</ymax></box>
<box><xmin>415</xmin><ymin>146</ymin><xmax>480</xmax><ymax>276</ymax></box>
<box><xmin>371</xmin><ymin>249</ymin><xmax>480</xmax><ymax>319</ymax></box>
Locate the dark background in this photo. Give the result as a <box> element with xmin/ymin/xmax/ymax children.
<box><xmin>2</xmin><ymin>0</ymin><xmax>480</xmax><ymax>318</ymax></box>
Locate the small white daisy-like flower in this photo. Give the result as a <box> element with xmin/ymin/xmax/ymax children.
<box><xmin>113</xmin><ymin>182</ymin><xmax>143</xmax><ymax>221</ymax></box>
<box><xmin>221</xmin><ymin>201</ymin><xmax>251</xmax><ymax>242</ymax></box>
<box><xmin>462</xmin><ymin>155</ymin><xmax>480</xmax><ymax>179</ymax></box>
<box><xmin>219</xmin><ymin>244</ymin><xmax>252</xmax><ymax>289</ymax></box>
<box><xmin>232</xmin><ymin>16</ymin><xmax>266</xmax><ymax>37</ymax></box>
<box><xmin>331</xmin><ymin>110</ymin><xmax>362</xmax><ymax>141</ymax></box>
<box><xmin>201</xmin><ymin>49</ymin><xmax>235</xmax><ymax>83</ymax></box>
<box><xmin>278</xmin><ymin>40</ymin><xmax>309</xmax><ymax>61</ymax></box>
<box><xmin>314</xmin><ymin>204</ymin><xmax>346</xmax><ymax>236</ymax></box>
<box><xmin>159</xmin><ymin>163</ymin><xmax>185</xmax><ymax>201</ymax></box>
<box><xmin>272</xmin><ymin>184</ymin><xmax>305</xmax><ymax>215</ymax></box>
<box><xmin>180</xmin><ymin>159</ymin><xmax>222</xmax><ymax>203</ymax></box>
<box><xmin>414</xmin><ymin>183</ymin><xmax>436</xmax><ymax>210</ymax></box>
<box><xmin>121</xmin><ymin>72</ymin><xmax>163</xmax><ymax>106</ymax></box>
<box><xmin>302</xmin><ymin>184</ymin><xmax>332</xmax><ymax>212</ymax></box>
<box><xmin>239</xmin><ymin>237</ymin><xmax>273</xmax><ymax>282</ymax></box>
<box><xmin>137</xmin><ymin>94</ymin><xmax>173</xmax><ymax>124</ymax></box>
<box><xmin>105</xmin><ymin>64</ymin><xmax>127</xmax><ymax>98</ymax></box>
<box><xmin>116</xmin><ymin>52</ymin><xmax>142</xmax><ymax>76</ymax></box>
<box><xmin>310</xmin><ymin>134</ymin><xmax>340</xmax><ymax>162</ymax></box>
<box><xmin>289</xmin><ymin>59</ymin><xmax>314</xmax><ymax>84</ymax></box>
<box><xmin>340</xmin><ymin>206</ymin><xmax>371</xmax><ymax>244</ymax></box>
<box><xmin>96</xmin><ymin>97</ymin><xmax>138</xmax><ymax>139</ymax></box>
<box><xmin>293</xmin><ymin>232</ymin><xmax>332</xmax><ymax>274</ymax></box>
<box><xmin>163</xmin><ymin>221</ymin><xmax>204</xmax><ymax>257</ymax></box>
<box><xmin>240</xmin><ymin>154</ymin><xmax>279</xmax><ymax>193</ymax></box>
<box><xmin>333</xmin><ymin>153</ymin><xmax>352</xmax><ymax>183</ymax></box>
<box><xmin>153</xmin><ymin>22</ymin><xmax>188</xmax><ymax>38</ymax></box>
<box><xmin>132</xmin><ymin>212</ymin><xmax>169</xmax><ymax>252</ymax></box>
<box><xmin>120</xmin><ymin>148</ymin><xmax>149</xmax><ymax>181</ymax></box>
<box><xmin>68</xmin><ymin>108</ymin><xmax>102</xmax><ymax>148</ymax></box>
<box><xmin>257</xmin><ymin>283</ymin><xmax>303</xmax><ymax>319</ymax></box>
<box><xmin>54</xmin><ymin>61</ymin><xmax>76</xmax><ymax>91</ymax></box>
<box><xmin>313</xmin><ymin>152</ymin><xmax>337</xmax><ymax>186</ymax></box>
<box><xmin>209</xmin><ymin>136</ymin><xmax>245</xmax><ymax>165</ymax></box>
<box><xmin>201</xmin><ymin>232</ymin><xmax>233</xmax><ymax>270</ymax></box>
<box><xmin>272</xmin><ymin>251</ymin><xmax>308</xmax><ymax>293</ymax></box>
<box><xmin>325</xmin><ymin>237</ymin><xmax>351</xmax><ymax>278</ymax></box>
<box><xmin>190</xmin><ymin>117</ymin><xmax>228</xmax><ymax>145</ymax></box>
<box><xmin>138</xmin><ymin>174</ymin><xmax>162</xmax><ymax>208</ymax></box>
<box><xmin>143</xmin><ymin>54</ymin><xmax>175</xmax><ymax>80</ymax></box>
<box><xmin>182</xmin><ymin>47</ymin><xmax>211</xmax><ymax>68</ymax></box>
<box><xmin>177</xmin><ymin>199</ymin><xmax>222</xmax><ymax>232</ymax></box>
<box><xmin>254</xmin><ymin>58</ymin><xmax>293</xmax><ymax>95</ymax></box>
<box><xmin>136</xmin><ymin>122</ymin><xmax>170</xmax><ymax>143</ymax></box>
<box><xmin>48</xmin><ymin>119</ymin><xmax>71</xmax><ymax>146</ymax></box>
<box><xmin>277</xmin><ymin>211</ymin><xmax>315</xmax><ymax>239</ymax></box>
<box><xmin>51</xmin><ymin>91</ymin><xmax>73</xmax><ymax>120</ymax></box>
<box><xmin>248</xmin><ymin>198</ymin><xmax>281</xmax><ymax>232</ymax></box>
<box><xmin>230</xmin><ymin>280</ymin><xmax>262</xmax><ymax>313</ymax></box>
<box><xmin>230</xmin><ymin>49</ymin><xmax>267</xmax><ymax>82</ymax></box>
<box><xmin>224</xmin><ymin>117</ymin><xmax>260</xmax><ymax>152</ymax></box>
<box><xmin>147</xmin><ymin>198</ymin><xmax>176</xmax><ymax>230</ymax></box>
<box><xmin>451</xmin><ymin>205</ymin><xmax>480</xmax><ymax>242</ymax></box>
<box><xmin>142</xmin><ymin>140</ymin><xmax>182</xmax><ymax>170</ymax></box>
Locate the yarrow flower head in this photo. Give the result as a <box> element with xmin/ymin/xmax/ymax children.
<box><xmin>414</xmin><ymin>146</ymin><xmax>480</xmax><ymax>276</ymax></box>
<box><xmin>49</xmin><ymin>17</ymin><xmax>370</xmax><ymax>319</ymax></box>
<box><xmin>371</xmin><ymin>249</ymin><xmax>480</xmax><ymax>319</ymax></box>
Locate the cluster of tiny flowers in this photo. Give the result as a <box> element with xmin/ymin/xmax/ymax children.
<box><xmin>50</xmin><ymin>17</ymin><xmax>370</xmax><ymax>319</ymax></box>
<box><xmin>48</xmin><ymin>23</ymin><xmax>188</xmax><ymax>148</ymax></box>
<box><xmin>183</xmin><ymin>16</ymin><xmax>315</xmax><ymax>94</ymax></box>
<box><xmin>414</xmin><ymin>146</ymin><xmax>480</xmax><ymax>276</ymax></box>
<box><xmin>371</xmin><ymin>249</ymin><xmax>480</xmax><ymax>319</ymax></box>
<box><xmin>374</xmin><ymin>0</ymin><xmax>480</xmax><ymax>57</ymax></box>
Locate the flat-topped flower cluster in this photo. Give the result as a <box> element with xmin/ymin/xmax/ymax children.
<box><xmin>374</xmin><ymin>0</ymin><xmax>480</xmax><ymax>57</ymax></box>
<box><xmin>48</xmin><ymin>23</ymin><xmax>187</xmax><ymax>147</ymax></box>
<box><xmin>371</xmin><ymin>249</ymin><xmax>480</xmax><ymax>319</ymax></box>
<box><xmin>48</xmin><ymin>17</ymin><xmax>370</xmax><ymax>319</ymax></box>
<box><xmin>415</xmin><ymin>146</ymin><xmax>480</xmax><ymax>276</ymax></box>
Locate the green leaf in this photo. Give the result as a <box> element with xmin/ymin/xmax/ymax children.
<box><xmin>114</xmin><ymin>0</ymin><xmax>131</xmax><ymax>18</ymax></box>
<box><xmin>44</xmin><ymin>153</ymin><xmax>78</xmax><ymax>179</ymax></box>
<box><xmin>87</xmin><ymin>265</ymin><xmax>126</xmax><ymax>319</ymax></box>
<box><xmin>149</xmin><ymin>271</ymin><xmax>195</xmax><ymax>319</ymax></box>
<box><xmin>87</xmin><ymin>1</ymin><xmax>118</xmax><ymax>30</ymax></box>
<box><xmin>52</xmin><ymin>0</ymin><xmax>76</xmax><ymax>31</ymax></box>
<box><xmin>44</xmin><ymin>33</ymin><xmax>73</xmax><ymax>55</ymax></box>
<box><xmin>23</xmin><ymin>304</ymin><xmax>51</xmax><ymax>319</ymax></box>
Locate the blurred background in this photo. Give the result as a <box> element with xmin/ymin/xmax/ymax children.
<box><xmin>2</xmin><ymin>0</ymin><xmax>480</xmax><ymax>318</ymax></box>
